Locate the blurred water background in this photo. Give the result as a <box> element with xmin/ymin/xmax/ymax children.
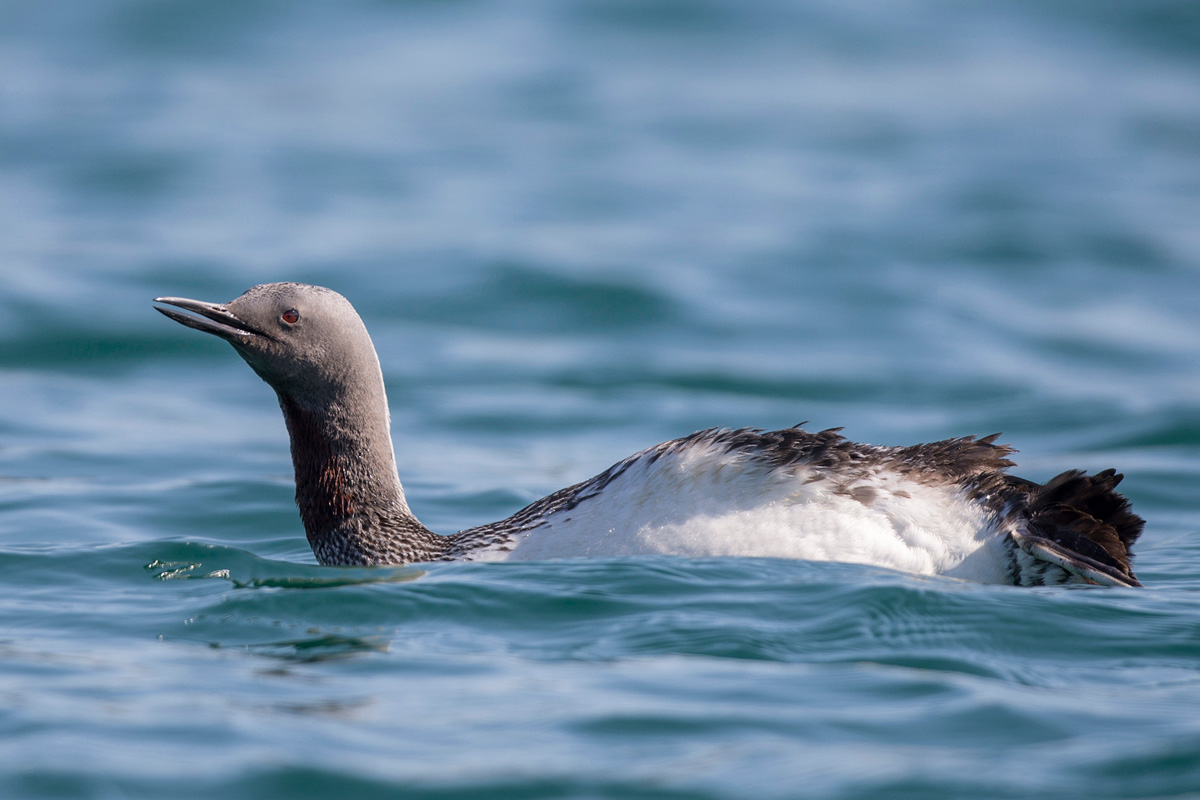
<box><xmin>2</xmin><ymin>1</ymin><xmax>1200</xmax><ymax>798</ymax></box>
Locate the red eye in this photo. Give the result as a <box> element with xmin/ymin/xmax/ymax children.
<box><xmin>281</xmin><ymin>309</ymin><xmax>300</xmax><ymax>325</ymax></box>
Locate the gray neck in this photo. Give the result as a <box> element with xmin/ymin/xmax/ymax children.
<box><xmin>277</xmin><ymin>387</ymin><xmax>447</xmax><ymax>565</ymax></box>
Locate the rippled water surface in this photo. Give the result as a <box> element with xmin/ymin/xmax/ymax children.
<box><xmin>2</xmin><ymin>1</ymin><xmax>1200</xmax><ymax>798</ymax></box>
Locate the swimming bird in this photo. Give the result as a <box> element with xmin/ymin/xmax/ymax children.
<box><xmin>154</xmin><ymin>282</ymin><xmax>1144</xmax><ymax>586</ymax></box>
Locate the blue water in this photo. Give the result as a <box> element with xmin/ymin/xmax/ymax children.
<box><xmin>3</xmin><ymin>1</ymin><xmax>1200</xmax><ymax>797</ymax></box>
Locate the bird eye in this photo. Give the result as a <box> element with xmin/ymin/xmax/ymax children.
<box><xmin>281</xmin><ymin>309</ymin><xmax>300</xmax><ymax>325</ymax></box>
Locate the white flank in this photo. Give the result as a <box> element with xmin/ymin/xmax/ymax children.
<box><xmin>468</xmin><ymin>438</ymin><xmax>1014</xmax><ymax>582</ymax></box>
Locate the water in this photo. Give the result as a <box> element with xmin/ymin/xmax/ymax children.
<box><xmin>2</xmin><ymin>1</ymin><xmax>1200</xmax><ymax>797</ymax></box>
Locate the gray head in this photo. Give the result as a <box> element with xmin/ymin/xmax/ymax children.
<box><xmin>155</xmin><ymin>282</ymin><xmax>383</xmax><ymax>406</ymax></box>
<box><xmin>156</xmin><ymin>282</ymin><xmax>443</xmax><ymax>564</ymax></box>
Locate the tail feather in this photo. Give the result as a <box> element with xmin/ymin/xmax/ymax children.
<box><xmin>1021</xmin><ymin>469</ymin><xmax>1145</xmax><ymax>586</ymax></box>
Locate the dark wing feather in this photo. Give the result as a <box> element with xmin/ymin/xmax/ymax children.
<box><xmin>1016</xmin><ymin>470</ymin><xmax>1145</xmax><ymax>587</ymax></box>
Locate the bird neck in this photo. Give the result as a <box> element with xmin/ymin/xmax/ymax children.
<box><xmin>277</xmin><ymin>390</ymin><xmax>446</xmax><ymax>565</ymax></box>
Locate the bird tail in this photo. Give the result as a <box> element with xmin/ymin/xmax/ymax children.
<box><xmin>1014</xmin><ymin>469</ymin><xmax>1145</xmax><ymax>587</ymax></box>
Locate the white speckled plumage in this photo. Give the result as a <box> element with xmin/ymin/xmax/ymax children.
<box><xmin>155</xmin><ymin>282</ymin><xmax>1145</xmax><ymax>587</ymax></box>
<box><xmin>462</xmin><ymin>438</ymin><xmax>1010</xmax><ymax>583</ymax></box>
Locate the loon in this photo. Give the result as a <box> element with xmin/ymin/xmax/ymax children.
<box><xmin>155</xmin><ymin>282</ymin><xmax>1144</xmax><ymax>587</ymax></box>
